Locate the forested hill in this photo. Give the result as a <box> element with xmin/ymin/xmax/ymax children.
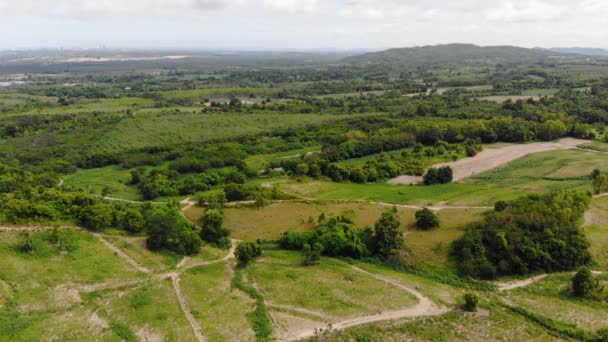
<box><xmin>344</xmin><ymin>43</ymin><xmax>585</xmax><ymax>67</ymax></box>
<box><xmin>550</xmin><ymin>47</ymin><xmax>608</xmax><ymax>57</ymax></box>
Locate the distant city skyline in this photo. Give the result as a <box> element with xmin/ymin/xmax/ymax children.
<box><xmin>1</xmin><ymin>0</ymin><xmax>607</xmax><ymax>50</ymax></box>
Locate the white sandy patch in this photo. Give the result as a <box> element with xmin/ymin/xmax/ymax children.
<box><xmin>388</xmin><ymin>138</ymin><xmax>591</xmax><ymax>185</ymax></box>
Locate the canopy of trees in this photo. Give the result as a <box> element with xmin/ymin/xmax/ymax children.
<box><xmin>451</xmin><ymin>191</ymin><xmax>592</xmax><ymax>279</ymax></box>
<box><xmin>280</xmin><ymin>208</ymin><xmax>403</xmax><ymax>260</ymax></box>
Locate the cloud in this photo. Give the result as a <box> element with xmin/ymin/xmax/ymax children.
<box><xmin>0</xmin><ymin>0</ymin><xmax>241</xmax><ymax>17</ymax></box>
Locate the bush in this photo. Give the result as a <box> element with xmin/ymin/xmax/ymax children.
<box><xmin>146</xmin><ymin>206</ymin><xmax>202</xmax><ymax>255</ymax></box>
<box><xmin>572</xmin><ymin>267</ymin><xmax>600</xmax><ymax>298</ymax></box>
<box><xmin>423</xmin><ymin>166</ymin><xmax>453</xmax><ymax>185</ymax></box>
<box><xmin>462</xmin><ymin>293</ymin><xmax>478</xmax><ymax>312</ymax></box>
<box><xmin>302</xmin><ymin>242</ymin><xmax>323</xmax><ymax>266</ymax></box>
<box><xmin>415</xmin><ymin>208</ymin><xmax>439</xmax><ymax>230</ymax></box>
<box><xmin>235</xmin><ymin>241</ymin><xmax>262</xmax><ymax>265</ymax></box>
<box><xmin>200</xmin><ymin>209</ymin><xmax>231</xmax><ymax>247</ymax></box>
<box><xmin>494</xmin><ymin>201</ymin><xmax>508</xmax><ymax>212</ymax></box>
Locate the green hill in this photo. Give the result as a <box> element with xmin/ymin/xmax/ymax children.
<box><xmin>344</xmin><ymin>43</ymin><xmax>583</xmax><ymax>67</ymax></box>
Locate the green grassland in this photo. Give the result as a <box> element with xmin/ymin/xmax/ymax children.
<box><xmin>19</xmin><ymin>97</ymin><xmax>154</xmax><ymax>116</ymax></box>
<box><xmin>279</xmin><ymin>149</ymin><xmax>603</xmax><ymax>206</ymax></box>
<box><xmin>580</xmin><ymin>140</ymin><xmax>608</xmax><ymax>152</ymax></box>
<box><xmin>585</xmin><ymin>196</ymin><xmax>608</xmax><ymax>270</ymax></box>
<box><xmin>0</xmin><ymin>229</ymin><xmax>140</xmax><ymax>313</ymax></box>
<box><xmin>160</xmin><ymin>87</ymin><xmax>281</xmax><ymax>101</ymax></box>
<box><xmin>63</xmin><ymin>165</ymin><xmax>141</xmax><ymax>201</ymax></box>
<box><xmin>506</xmin><ymin>273</ymin><xmax>608</xmax><ymax>331</ymax></box>
<box><xmin>83</xmin><ymin>279</ymin><xmax>196</xmax><ymax>341</ymax></box>
<box><xmin>180</xmin><ymin>262</ymin><xmax>256</xmax><ymax>341</ymax></box>
<box><xmin>91</xmin><ymin>111</ymin><xmax>382</xmax><ymax>154</ymax></box>
<box><xmin>308</xmin><ymin>306</ymin><xmax>561</xmax><ymax>341</ymax></box>
<box><xmin>245</xmin><ymin>145</ymin><xmax>322</xmax><ymax>171</ymax></box>
<box><xmin>246</xmin><ymin>249</ymin><xmax>418</xmax><ymax>318</ymax></box>
<box><xmin>103</xmin><ymin>235</ymin><xmax>182</xmax><ymax>272</ymax></box>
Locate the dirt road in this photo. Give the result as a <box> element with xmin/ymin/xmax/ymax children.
<box><xmin>281</xmin><ymin>265</ymin><xmax>447</xmax><ymax>341</ymax></box>
<box><xmin>388</xmin><ymin>138</ymin><xmax>591</xmax><ymax>185</ymax></box>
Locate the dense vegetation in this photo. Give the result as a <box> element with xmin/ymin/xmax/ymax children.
<box><xmin>452</xmin><ymin>191</ymin><xmax>592</xmax><ymax>279</ymax></box>
<box><xmin>279</xmin><ymin>208</ymin><xmax>404</xmax><ymax>260</ymax></box>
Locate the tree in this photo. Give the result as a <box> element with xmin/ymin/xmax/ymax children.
<box><xmin>494</xmin><ymin>201</ymin><xmax>508</xmax><ymax>212</ymax></box>
<box><xmin>462</xmin><ymin>293</ymin><xmax>478</xmax><ymax>312</ymax></box>
<box><xmin>572</xmin><ymin>267</ymin><xmax>599</xmax><ymax>297</ymax></box>
<box><xmin>537</xmin><ymin>120</ymin><xmax>567</xmax><ymax>141</ymax></box>
<box><xmin>452</xmin><ymin>191</ymin><xmax>592</xmax><ymax>279</ymax></box>
<box><xmin>302</xmin><ymin>242</ymin><xmax>323</xmax><ymax>266</ymax></box>
<box><xmin>194</xmin><ymin>189</ymin><xmax>226</xmax><ymax>209</ymax></box>
<box><xmin>117</xmin><ymin>208</ymin><xmax>145</xmax><ymax>234</ymax></box>
<box><xmin>146</xmin><ymin>206</ymin><xmax>202</xmax><ymax>255</ymax></box>
<box><xmin>415</xmin><ymin>208</ymin><xmax>439</xmax><ymax>230</ymax></box>
<box><xmin>374</xmin><ymin>207</ymin><xmax>404</xmax><ymax>258</ymax></box>
<box><xmin>201</xmin><ymin>209</ymin><xmax>231</xmax><ymax>248</ymax></box>
<box><xmin>79</xmin><ymin>203</ymin><xmax>113</xmax><ymax>230</ymax></box>
<box><xmin>235</xmin><ymin>241</ymin><xmax>262</xmax><ymax>266</ymax></box>
<box><xmin>592</xmin><ymin>171</ymin><xmax>608</xmax><ymax>195</ymax></box>
<box><xmin>423</xmin><ymin>166</ymin><xmax>453</xmax><ymax>185</ymax></box>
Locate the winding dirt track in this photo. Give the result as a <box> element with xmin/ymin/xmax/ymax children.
<box><xmin>281</xmin><ymin>265</ymin><xmax>448</xmax><ymax>341</ymax></box>
<box><xmin>388</xmin><ymin>138</ymin><xmax>592</xmax><ymax>185</ymax></box>
<box><xmin>93</xmin><ymin>234</ymin><xmax>151</xmax><ymax>274</ymax></box>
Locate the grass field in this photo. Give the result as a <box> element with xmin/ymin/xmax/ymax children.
<box><xmin>83</xmin><ymin>279</ymin><xmax>196</xmax><ymax>341</ymax></box>
<box><xmin>246</xmin><ymin>249</ymin><xmax>418</xmax><ymax>318</ymax></box>
<box><xmin>585</xmin><ymin>196</ymin><xmax>608</xmax><ymax>270</ymax></box>
<box><xmin>309</xmin><ymin>306</ymin><xmax>561</xmax><ymax>341</ymax></box>
<box><xmin>63</xmin><ymin>165</ymin><xmax>141</xmax><ymax>200</ymax></box>
<box><xmin>245</xmin><ymin>145</ymin><xmax>322</xmax><ymax>171</ymax></box>
<box><xmin>279</xmin><ymin>149</ymin><xmax>601</xmax><ymax>206</ymax></box>
<box><xmin>91</xmin><ymin>111</ymin><xmax>383</xmax><ymax>154</ymax></box>
<box><xmin>0</xmin><ymin>229</ymin><xmax>140</xmax><ymax>313</ymax></box>
<box><xmin>180</xmin><ymin>262</ymin><xmax>256</xmax><ymax>341</ymax></box>
<box><xmin>579</xmin><ymin>140</ymin><xmax>608</xmax><ymax>152</ymax></box>
<box><xmin>507</xmin><ymin>273</ymin><xmax>608</xmax><ymax>331</ymax></box>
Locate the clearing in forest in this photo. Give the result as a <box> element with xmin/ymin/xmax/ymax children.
<box><xmin>388</xmin><ymin>138</ymin><xmax>590</xmax><ymax>184</ymax></box>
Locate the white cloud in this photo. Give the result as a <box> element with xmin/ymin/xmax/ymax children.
<box><xmin>0</xmin><ymin>0</ymin><xmax>607</xmax><ymax>49</ymax></box>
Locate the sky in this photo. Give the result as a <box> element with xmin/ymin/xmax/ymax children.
<box><xmin>1</xmin><ymin>0</ymin><xmax>608</xmax><ymax>50</ymax></box>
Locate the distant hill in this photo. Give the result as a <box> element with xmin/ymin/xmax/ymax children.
<box><xmin>550</xmin><ymin>47</ymin><xmax>608</xmax><ymax>57</ymax></box>
<box><xmin>344</xmin><ymin>43</ymin><xmax>581</xmax><ymax>67</ymax></box>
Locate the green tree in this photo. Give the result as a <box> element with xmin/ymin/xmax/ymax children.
<box><xmin>374</xmin><ymin>207</ymin><xmax>404</xmax><ymax>258</ymax></box>
<box><xmin>302</xmin><ymin>242</ymin><xmax>323</xmax><ymax>266</ymax></box>
<box><xmin>235</xmin><ymin>241</ymin><xmax>262</xmax><ymax>266</ymax></box>
<box><xmin>537</xmin><ymin>120</ymin><xmax>567</xmax><ymax>141</ymax></box>
<box><xmin>200</xmin><ymin>209</ymin><xmax>231</xmax><ymax>248</ymax></box>
<box><xmin>572</xmin><ymin>267</ymin><xmax>599</xmax><ymax>297</ymax></box>
<box><xmin>415</xmin><ymin>208</ymin><xmax>439</xmax><ymax>230</ymax></box>
<box><xmin>117</xmin><ymin>208</ymin><xmax>145</xmax><ymax>234</ymax></box>
<box><xmin>146</xmin><ymin>206</ymin><xmax>202</xmax><ymax>255</ymax></box>
<box><xmin>79</xmin><ymin>203</ymin><xmax>113</xmax><ymax>230</ymax></box>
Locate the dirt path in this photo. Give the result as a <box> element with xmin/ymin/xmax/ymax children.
<box><xmin>371</xmin><ymin>201</ymin><xmax>493</xmax><ymax>211</ymax></box>
<box><xmin>495</xmin><ymin>270</ymin><xmax>606</xmax><ymax>291</ymax></box>
<box><xmin>281</xmin><ymin>265</ymin><xmax>447</xmax><ymax>341</ymax></box>
<box><xmin>93</xmin><ymin>234</ymin><xmax>151</xmax><ymax>274</ymax></box>
<box><xmin>494</xmin><ymin>275</ymin><xmax>548</xmax><ymax>291</ymax></box>
<box><xmin>388</xmin><ymin>138</ymin><xmax>592</xmax><ymax>185</ymax></box>
<box><xmin>0</xmin><ymin>225</ymin><xmax>77</xmax><ymax>232</ymax></box>
<box><xmin>171</xmin><ymin>274</ymin><xmax>206</xmax><ymax>342</ymax></box>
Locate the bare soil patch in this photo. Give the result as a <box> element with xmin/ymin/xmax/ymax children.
<box><xmin>388</xmin><ymin>138</ymin><xmax>591</xmax><ymax>185</ymax></box>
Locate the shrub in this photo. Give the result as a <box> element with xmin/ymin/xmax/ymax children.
<box><xmin>415</xmin><ymin>208</ymin><xmax>440</xmax><ymax>230</ymax></box>
<box><xmin>200</xmin><ymin>209</ymin><xmax>231</xmax><ymax>247</ymax></box>
<box><xmin>235</xmin><ymin>241</ymin><xmax>262</xmax><ymax>265</ymax></box>
<box><xmin>302</xmin><ymin>242</ymin><xmax>323</xmax><ymax>266</ymax></box>
<box><xmin>462</xmin><ymin>293</ymin><xmax>479</xmax><ymax>312</ymax></box>
<box><xmin>572</xmin><ymin>267</ymin><xmax>600</xmax><ymax>298</ymax></box>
